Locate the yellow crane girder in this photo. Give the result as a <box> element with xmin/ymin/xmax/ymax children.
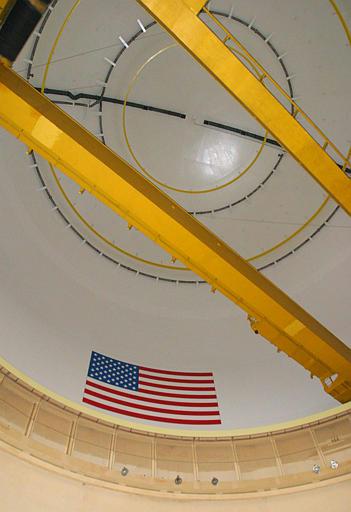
<box><xmin>0</xmin><ymin>0</ymin><xmax>15</xmax><ymax>23</ymax></box>
<box><xmin>0</xmin><ymin>64</ymin><xmax>350</xmax><ymax>402</ymax></box>
<box><xmin>137</xmin><ymin>0</ymin><xmax>351</xmax><ymax>216</ymax></box>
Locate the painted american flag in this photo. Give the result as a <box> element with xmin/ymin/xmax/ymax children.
<box><xmin>83</xmin><ymin>351</ymin><xmax>221</xmax><ymax>425</ymax></box>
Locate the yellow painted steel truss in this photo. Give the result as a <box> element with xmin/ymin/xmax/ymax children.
<box><xmin>0</xmin><ymin>64</ymin><xmax>350</xmax><ymax>402</ymax></box>
<box><xmin>137</xmin><ymin>0</ymin><xmax>351</xmax><ymax>216</ymax></box>
<box><xmin>0</xmin><ymin>0</ymin><xmax>14</xmax><ymax>23</ymax></box>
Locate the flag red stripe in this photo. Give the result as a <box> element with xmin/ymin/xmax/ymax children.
<box><xmin>139</xmin><ymin>366</ymin><xmax>213</xmax><ymax>377</ymax></box>
<box><xmin>139</xmin><ymin>373</ymin><xmax>214</xmax><ymax>384</ymax></box>
<box><xmin>139</xmin><ymin>380</ymin><xmax>216</xmax><ymax>391</ymax></box>
<box><xmin>86</xmin><ymin>380</ymin><xmax>218</xmax><ymax>407</ymax></box>
<box><xmin>83</xmin><ymin>397</ymin><xmax>222</xmax><ymax>425</ymax></box>
<box><xmin>84</xmin><ymin>388</ymin><xmax>220</xmax><ymax>416</ymax></box>
<box><xmin>138</xmin><ymin>387</ymin><xmax>217</xmax><ymax>399</ymax></box>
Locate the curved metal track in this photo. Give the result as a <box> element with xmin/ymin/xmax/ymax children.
<box><xmin>23</xmin><ymin>2</ymin><xmax>339</xmax><ymax>283</ymax></box>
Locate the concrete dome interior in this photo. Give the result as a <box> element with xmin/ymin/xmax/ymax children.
<box><xmin>0</xmin><ymin>0</ymin><xmax>350</xmax><ymax>436</ymax></box>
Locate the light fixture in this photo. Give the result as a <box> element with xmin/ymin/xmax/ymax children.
<box><xmin>312</xmin><ymin>464</ymin><xmax>320</xmax><ymax>474</ymax></box>
<box><xmin>175</xmin><ymin>475</ymin><xmax>182</xmax><ymax>485</ymax></box>
<box><xmin>121</xmin><ymin>466</ymin><xmax>129</xmax><ymax>476</ymax></box>
<box><xmin>211</xmin><ymin>477</ymin><xmax>219</xmax><ymax>486</ymax></box>
<box><xmin>330</xmin><ymin>460</ymin><xmax>339</xmax><ymax>470</ymax></box>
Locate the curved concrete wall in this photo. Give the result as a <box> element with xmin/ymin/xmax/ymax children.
<box><xmin>1</xmin><ymin>363</ymin><xmax>350</xmax><ymax>497</ymax></box>
<box><xmin>1</xmin><ymin>445</ymin><xmax>351</xmax><ymax>512</ymax></box>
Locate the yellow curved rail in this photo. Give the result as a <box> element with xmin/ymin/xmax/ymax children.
<box><xmin>247</xmin><ymin>196</ymin><xmax>330</xmax><ymax>262</ymax></box>
<box><xmin>329</xmin><ymin>0</ymin><xmax>351</xmax><ymax>45</ymax></box>
<box><xmin>40</xmin><ymin>0</ymin><xmax>187</xmax><ymax>271</ymax></box>
<box><xmin>50</xmin><ymin>170</ymin><xmax>188</xmax><ymax>270</ymax></box>
<box><xmin>202</xmin><ymin>6</ymin><xmax>351</xmax><ymax>171</ymax></box>
<box><xmin>122</xmin><ymin>44</ymin><xmax>268</xmax><ymax>195</ymax></box>
<box><xmin>40</xmin><ymin>0</ymin><xmax>81</xmax><ymax>95</ymax></box>
<box><xmin>36</xmin><ymin>1</ymin><xmax>332</xmax><ymax>271</ymax></box>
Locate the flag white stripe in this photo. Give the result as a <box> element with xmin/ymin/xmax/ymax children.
<box><xmin>139</xmin><ymin>366</ymin><xmax>213</xmax><ymax>377</ymax></box>
<box><xmin>139</xmin><ymin>371</ymin><xmax>214</xmax><ymax>383</ymax></box>
<box><xmin>139</xmin><ymin>373</ymin><xmax>215</xmax><ymax>386</ymax></box>
<box><xmin>86</xmin><ymin>378</ymin><xmax>217</xmax><ymax>402</ymax></box>
<box><xmin>83</xmin><ymin>393</ymin><xmax>220</xmax><ymax>421</ymax></box>
<box><xmin>138</xmin><ymin>382</ymin><xmax>216</xmax><ymax>394</ymax></box>
<box><xmin>85</xmin><ymin>382</ymin><xmax>218</xmax><ymax>410</ymax></box>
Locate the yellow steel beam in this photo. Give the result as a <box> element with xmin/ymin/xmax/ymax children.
<box><xmin>0</xmin><ymin>64</ymin><xmax>350</xmax><ymax>403</ymax></box>
<box><xmin>0</xmin><ymin>0</ymin><xmax>11</xmax><ymax>13</ymax></box>
<box><xmin>183</xmin><ymin>0</ymin><xmax>207</xmax><ymax>14</ymax></box>
<box><xmin>0</xmin><ymin>0</ymin><xmax>15</xmax><ymax>23</ymax></box>
<box><xmin>137</xmin><ymin>0</ymin><xmax>351</xmax><ymax>216</ymax></box>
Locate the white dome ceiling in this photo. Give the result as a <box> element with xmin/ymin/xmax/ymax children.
<box><xmin>0</xmin><ymin>0</ymin><xmax>350</xmax><ymax>430</ymax></box>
